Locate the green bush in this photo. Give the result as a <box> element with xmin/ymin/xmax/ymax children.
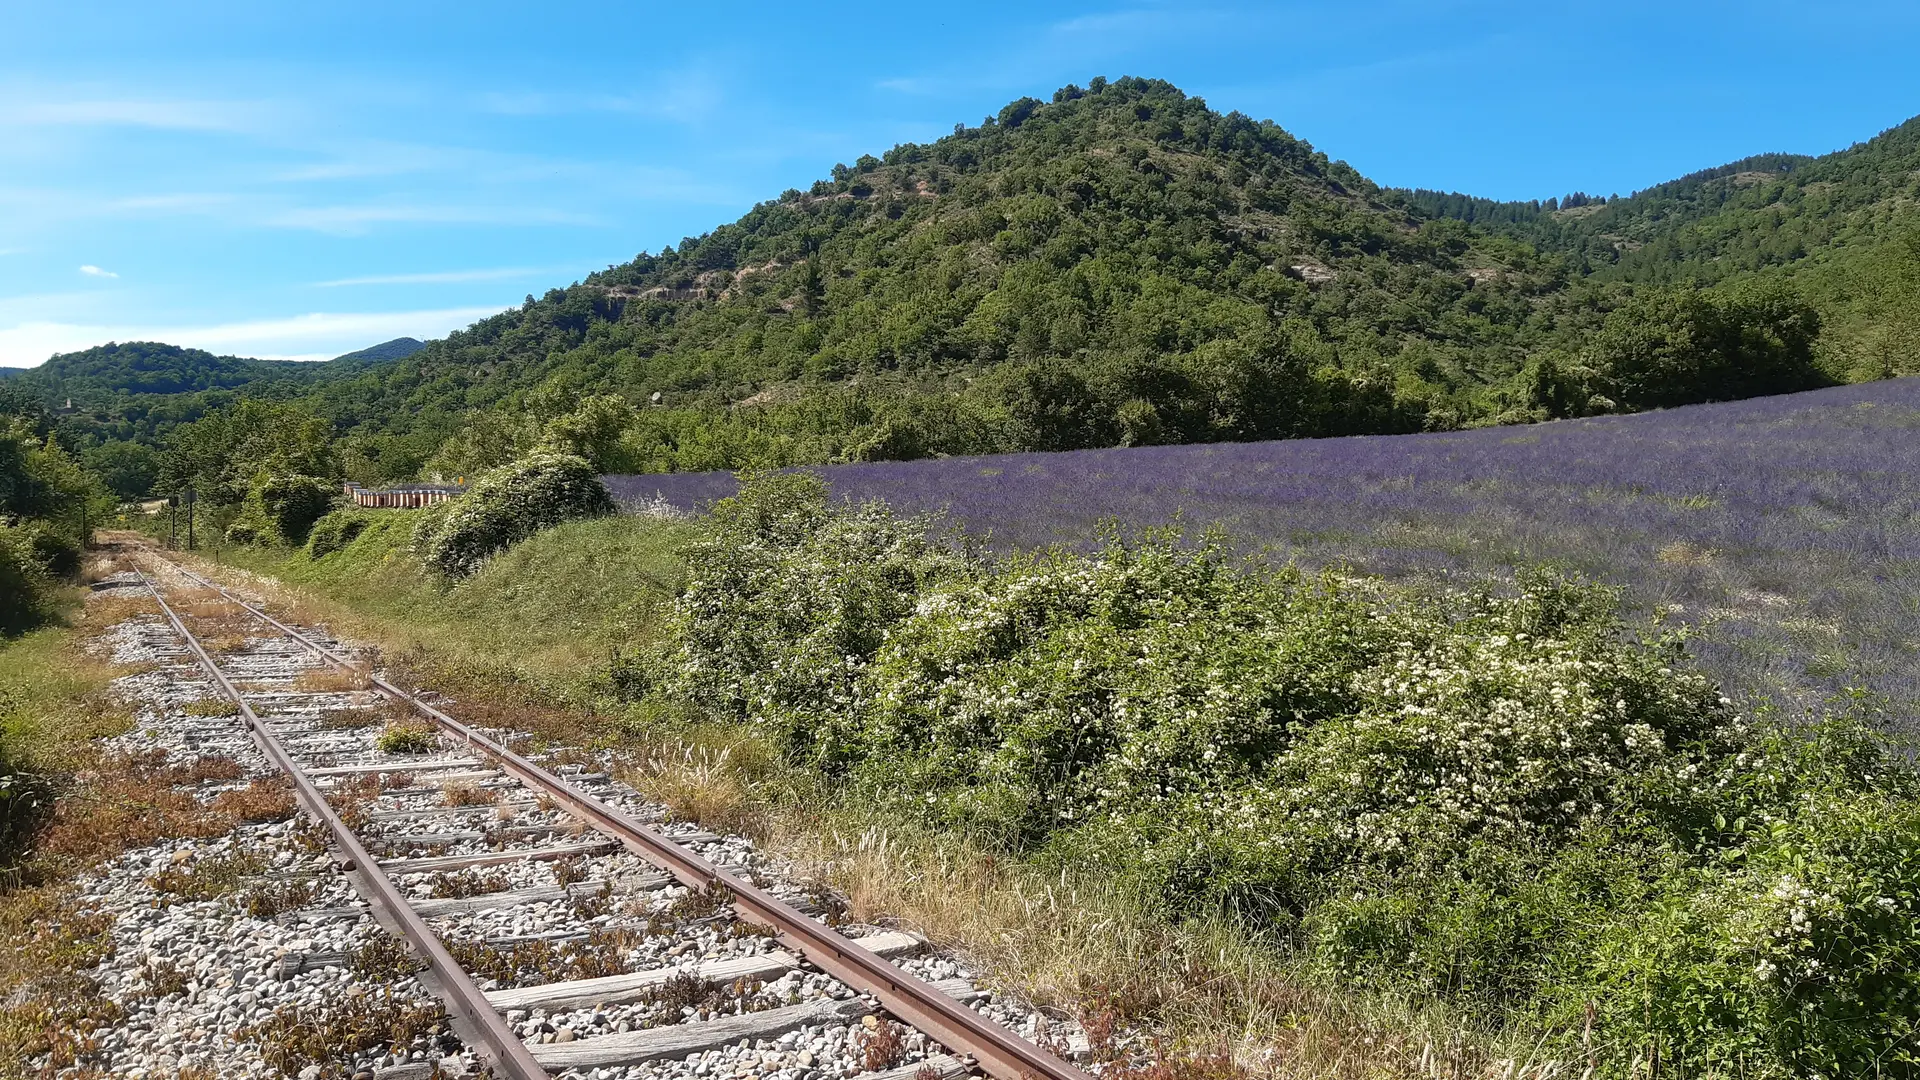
<box><xmin>0</xmin><ymin>524</ymin><xmax>56</xmax><ymax>636</ymax></box>
<box><xmin>304</xmin><ymin>509</ymin><xmax>372</xmax><ymax>559</ymax></box>
<box><xmin>20</xmin><ymin>522</ymin><xmax>81</xmax><ymax>578</ymax></box>
<box><xmin>226</xmin><ymin>473</ymin><xmax>337</xmax><ymax>547</ymax></box>
<box><xmin>660</xmin><ymin>470</ymin><xmax>968</xmax><ymax>747</ymax></box>
<box><xmin>646</xmin><ymin>473</ymin><xmax>1920</xmax><ymax>1076</ymax></box>
<box><xmin>374</xmin><ymin>722</ymin><xmax>436</xmax><ymax>754</ymax></box>
<box><xmin>412</xmin><ymin>451</ymin><xmax>613</xmax><ymax>578</ymax></box>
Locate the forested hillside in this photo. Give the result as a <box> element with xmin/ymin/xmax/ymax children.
<box><xmin>287</xmin><ymin>77</ymin><xmax>1859</xmax><ymax>481</ymax></box>
<box><xmin>14</xmin><ymin>77</ymin><xmax>1920</xmax><ymax>494</ymax></box>
<box><xmin>1399</xmin><ymin>115</ymin><xmax>1920</xmax><ymax>378</ymax></box>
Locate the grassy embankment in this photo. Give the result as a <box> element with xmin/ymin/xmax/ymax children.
<box><xmin>210</xmin><ymin>511</ymin><xmax>693</xmax><ymax>709</ymax></box>
<box><xmin>195</xmin><ymin>509</ymin><xmax>1581</xmax><ymax>1080</ymax></box>
<box><xmin>0</xmin><ymin>556</ymin><xmax>182</xmax><ymax>1071</ymax></box>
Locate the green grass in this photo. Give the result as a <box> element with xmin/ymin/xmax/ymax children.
<box><xmin>0</xmin><ymin>592</ymin><xmax>136</xmax><ymax>775</ymax></box>
<box><xmin>212</xmin><ymin>510</ymin><xmax>696</xmax><ymax>709</ymax></box>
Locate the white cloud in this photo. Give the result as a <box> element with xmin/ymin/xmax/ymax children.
<box><xmin>0</xmin><ymin>306</ymin><xmax>503</xmax><ymax>368</ymax></box>
<box><xmin>315</xmin><ymin>267</ymin><xmax>554</xmax><ymax>287</ymax></box>
<box><xmin>78</xmin><ymin>264</ymin><xmax>118</xmax><ymax>278</ymax></box>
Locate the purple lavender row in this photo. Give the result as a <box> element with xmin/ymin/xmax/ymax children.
<box><xmin>606</xmin><ymin>377</ymin><xmax>1920</xmax><ymax>718</ymax></box>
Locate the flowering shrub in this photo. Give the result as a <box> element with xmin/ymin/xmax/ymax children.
<box><xmin>657</xmin><ymin>471</ymin><xmax>968</xmax><ymax>748</ymax></box>
<box><xmin>649</xmin><ymin>474</ymin><xmax>1920</xmax><ymax>1075</ymax></box>
<box><xmin>413</xmin><ymin>451</ymin><xmax>613</xmax><ymax>578</ymax></box>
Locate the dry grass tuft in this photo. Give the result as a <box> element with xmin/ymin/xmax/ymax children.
<box><xmin>318</xmin><ymin>706</ymin><xmax>385</xmax><ymax>730</ymax></box>
<box><xmin>440</xmin><ymin>782</ymin><xmax>495</xmax><ymax>807</ymax></box>
<box><xmin>551</xmin><ymin>855</ymin><xmax>588</xmax><ymax>888</ymax></box>
<box><xmin>422</xmin><ymin>868</ymin><xmax>511</xmax><ymax>899</ymax></box>
<box><xmin>181</xmin><ymin>696</ymin><xmax>238</xmax><ymax>717</ymax></box>
<box><xmin>326</xmin><ymin>774</ymin><xmax>381</xmax><ymax>830</ymax></box>
<box><xmin>210</xmin><ymin>778</ymin><xmax>297</xmax><ymax>823</ymax></box>
<box><xmin>146</xmin><ymin>851</ymin><xmax>268</xmax><ymax>903</ymax></box>
<box><xmin>27</xmin><ymin>753</ymin><xmax>268</xmax><ymax>874</ymax></box>
<box><xmin>0</xmin><ymin>886</ymin><xmax>126</xmax><ymax>1074</ymax></box>
<box><xmin>619</xmin><ymin>744</ymin><xmax>767</xmax><ymax>838</ymax></box>
<box><xmin>633</xmin><ymin>972</ymin><xmax>780</xmax><ymax>1021</ymax></box>
<box><xmin>132</xmin><ymin>958</ymin><xmax>190</xmax><ymax>1001</ymax></box>
<box><xmin>88</xmin><ymin>594</ymin><xmax>160</xmax><ymax>633</ymax></box>
<box><xmin>242</xmin><ymin>878</ymin><xmax>322</xmax><ymax>918</ymax></box>
<box><xmin>178</xmin><ymin>754</ymin><xmax>246</xmax><ymax>783</ymax></box>
<box><xmin>238</xmin><ymin>988</ymin><xmax>449</xmax><ymax>1076</ymax></box>
<box><xmin>858</xmin><ymin>1019</ymin><xmax>907</xmax><ymax>1071</ymax></box>
<box><xmin>347</xmin><ymin>933</ymin><xmax>426</xmax><ymax>980</ymax></box>
<box><xmin>666</xmin><ymin>882</ymin><xmax>732</xmax><ymax>921</ymax></box>
<box><xmin>1656</xmin><ymin>540</ymin><xmax>1719</xmax><ymax>566</ymax></box>
<box><xmin>195</xmin><ymin>632</ymin><xmax>250</xmax><ymax>653</ymax></box>
<box><xmin>448</xmin><ymin>926</ymin><xmax>642</xmax><ymax>985</ymax></box>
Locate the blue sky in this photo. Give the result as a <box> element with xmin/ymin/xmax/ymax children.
<box><xmin>2</xmin><ymin>0</ymin><xmax>1916</xmax><ymax>367</ymax></box>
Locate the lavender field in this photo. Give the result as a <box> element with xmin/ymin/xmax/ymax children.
<box><xmin>608</xmin><ymin>377</ymin><xmax>1920</xmax><ymax>715</ymax></box>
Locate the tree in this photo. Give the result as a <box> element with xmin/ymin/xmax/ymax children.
<box><xmin>158</xmin><ymin>400</ymin><xmax>337</xmax><ymax>504</ymax></box>
<box><xmin>988</xmin><ymin>360</ymin><xmax>1108</xmax><ymax>451</ymax></box>
<box><xmin>84</xmin><ymin>441</ymin><xmax>160</xmax><ymax>499</ymax></box>
<box><xmin>1586</xmin><ymin>282</ymin><xmax>1826</xmax><ymax>410</ymax></box>
<box><xmin>542</xmin><ymin>394</ymin><xmax>638</xmax><ymax>471</ymax></box>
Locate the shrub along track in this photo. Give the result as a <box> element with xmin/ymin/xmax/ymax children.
<box><xmin>122</xmin><ymin>552</ymin><xmax>1096</xmax><ymax>1080</ymax></box>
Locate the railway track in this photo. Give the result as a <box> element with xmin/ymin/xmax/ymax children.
<box><xmin>133</xmin><ymin>557</ymin><xmax>1099</xmax><ymax>1080</ymax></box>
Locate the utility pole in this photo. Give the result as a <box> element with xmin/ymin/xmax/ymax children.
<box><xmin>186</xmin><ymin>486</ymin><xmax>196</xmax><ymax>551</ymax></box>
<box><xmin>169</xmin><ymin>495</ymin><xmax>179</xmax><ymax>549</ymax></box>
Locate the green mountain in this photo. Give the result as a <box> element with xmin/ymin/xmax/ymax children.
<box><xmin>23</xmin><ymin>78</ymin><xmax>1920</xmax><ymax>491</ymax></box>
<box><xmin>329</xmin><ymin>337</ymin><xmax>425</xmax><ymax>369</ymax></box>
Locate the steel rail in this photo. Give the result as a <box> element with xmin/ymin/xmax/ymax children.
<box><xmin>139</xmin><ymin>571</ymin><xmax>552</xmax><ymax>1080</ymax></box>
<box><xmin>170</xmin><ymin>561</ymin><xmax>1100</xmax><ymax>1080</ymax></box>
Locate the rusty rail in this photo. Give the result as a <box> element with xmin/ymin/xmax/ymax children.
<box><xmin>139</xmin><ymin>571</ymin><xmax>552</xmax><ymax>1080</ymax></box>
<box><xmin>167</xmin><ymin>561</ymin><xmax>1100</xmax><ymax>1080</ymax></box>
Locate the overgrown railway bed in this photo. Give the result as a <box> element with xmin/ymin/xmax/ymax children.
<box><xmin>64</xmin><ymin>555</ymin><xmax>1096</xmax><ymax>1080</ymax></box>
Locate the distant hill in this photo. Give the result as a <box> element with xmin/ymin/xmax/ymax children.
<box><xmin>329</xmin><ymin>337</ymin><xmax>425</xmax><ymax>368</ymax></box>
<box><xmin>11</xmin><ymin>341</ymin><xmax>314</xmax><ymax>401</ymax></box>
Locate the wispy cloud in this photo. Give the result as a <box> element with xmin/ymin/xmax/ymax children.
<box><xmin>0</xmin><ymin>306</ymin><xmax>504</xmax><ymax>368</ymax></box>
<box><xmin>0</xmin><ymin>98</ymin><xmax>271</xmax><ymax>133</ymax></box>
<box><xmin>314</xmin><ymin>267</ymin><xmax>555</xmax><ymax>287</ymax></box>
<box><xmin>476</xmin><ymin>65</ymin><xmax>725</xmax><ymax>125</ymax></box>
<box><xmin>875</xmin><ymin>77</ymin><xmax>941</xmax><ymax>96</ymax></box>
<box><xmin>78</xmin><ymin>264</ymin><xmax>117</xmax><ymax>278</ymax></box>
<box><xmin>265</xmin><ymin>203</ymin><xmax>602</xmax><ymax>235</ymax></box>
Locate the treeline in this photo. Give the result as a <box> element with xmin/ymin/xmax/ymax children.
<box><xmin>0</xmin><ymin>388</ymin><xmax>115</xmax><ymax>634</ymax></box>
<box><xmin>133</xmin><ymin>273</ymin><xmax>1833</xmax><ymax>494</ymax></box>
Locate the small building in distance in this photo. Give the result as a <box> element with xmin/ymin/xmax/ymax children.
<box><xmin>343</xmin><ymin>481</ymin><xmax>465</xmax><ymax>509</ymax></box>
